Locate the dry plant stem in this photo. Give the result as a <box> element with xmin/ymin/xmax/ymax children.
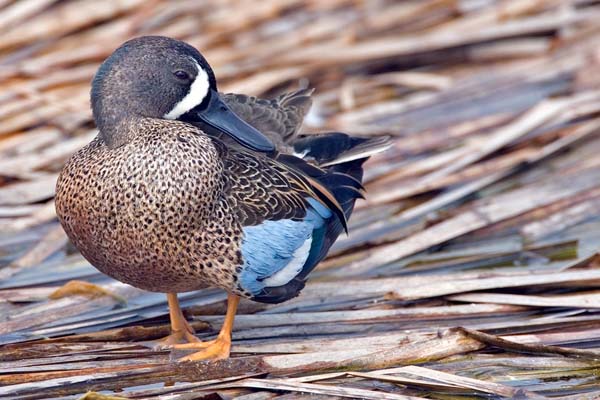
<box><xmin>457</xmin><ymin>327</ymin><xmax>600</xmax><ymax>360</ymax></box>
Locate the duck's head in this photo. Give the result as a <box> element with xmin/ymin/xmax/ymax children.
<box><xmin>91</xmin><ymin>36</ymin><xmax>274</xmax><ymax>152</ymax></box>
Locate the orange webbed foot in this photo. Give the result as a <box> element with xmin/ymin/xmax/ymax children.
<box><xmin>154</xmin><ymin>293</ymin><xmax>204</xmax><ymax>349</ymax></box>
<box><xmin>154</xmin><ymin>325</ymin><xmax>202</xmax><ymax>349</ymax></box>
<box><xmin>174</xmin><ymin>293</ymin><xmax>239</xmax><ymax>362</ymax></box>
<box><xmin>175</xmin><ymin>335</ymin><xmax>231</xmax><ymax>361</ymax></box>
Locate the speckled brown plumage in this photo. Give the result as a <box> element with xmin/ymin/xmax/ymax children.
<box><xmin>57</xmin><ymin>119</ymin><xmax>241</xmax><ymax>293</ymax></box>
<box><xmin>55</xmin><ymin>117</ymin><xmax>344</xmax><ymax>298</ymax></box>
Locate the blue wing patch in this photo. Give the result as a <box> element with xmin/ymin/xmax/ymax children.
<box><xmin>238</xmin><ymin>198</ymin><xmax>331</xmax><ymax>295</ymax></box>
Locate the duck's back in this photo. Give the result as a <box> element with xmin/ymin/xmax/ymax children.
<box><xmin>221</xmin><ymin>88</ymin><xmax>313</xmax><ymax>151</ymax></box>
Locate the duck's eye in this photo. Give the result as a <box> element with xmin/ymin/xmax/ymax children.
<box><xmin>173</xmin><ymin>70</ymin><xmax>190</xmax><ymax>81</ymax></box>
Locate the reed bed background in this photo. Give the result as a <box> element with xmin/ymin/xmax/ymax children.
<box><xmin>1</xmin><ymin>0</ymin><xmax>600</xmax><ymax>399</ymax></box>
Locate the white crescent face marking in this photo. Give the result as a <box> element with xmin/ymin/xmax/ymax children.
<box><xmin>163</xmin><ymin>60</ymin><xmax>210</xmax><ymax>120</ymax></box>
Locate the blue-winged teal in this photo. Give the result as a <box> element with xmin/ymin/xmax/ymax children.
<box><xmin>55</xmin><ymin>36</ymin><xmax>390</xmax><ymax>361</ymax></box>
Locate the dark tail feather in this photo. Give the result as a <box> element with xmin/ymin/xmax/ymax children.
<box><xmin>293</xmin><ymin>132</ymin><xmax>392</xmax><ymax>168</ymax></box>
<box><xmin>293</xmin><ymin>132</ymin><xmax>390</xmax><ymax>216</ymax></box>
<box><xmin>295</xmin><ymin>133</ymin><xmax>390</xmax><ymax>274</ymax></box>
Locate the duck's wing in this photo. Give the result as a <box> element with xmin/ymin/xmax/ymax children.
<box><xmin>222</xmin><ymin>146</ymin><xmax>346</xmax><ymax>228</ymax></box>
<box><xmin>221</xmin><ymin>143</ymin><xmax>345</xmax><ymax>303</ymax></box>
<box><xmin>220</xmin><ymin>88</ymin><xmax>313</xmax><ymax>149</ymax></box>
<box><xmin>220</xmin><ymin>133</ymin><xmax>390</xmax><ymax>303</ymax></box>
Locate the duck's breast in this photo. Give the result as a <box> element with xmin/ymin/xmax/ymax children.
<box><xmin>55</xmin><ymin>126</ymin><xmax>241</xmax><ymax>293</ymax></box>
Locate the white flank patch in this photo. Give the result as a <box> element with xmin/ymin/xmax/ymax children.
<box><xmin>262</xmin><ymin>236</ymin><xmax>312</xmax><ymax>287</ymax></box>
<box><xmin>164</xmin><ymin>61</ymin><xmax>210</xmax><ymax>120</ymax></box>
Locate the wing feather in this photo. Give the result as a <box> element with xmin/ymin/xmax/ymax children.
<box><xmin>221</xmin><ymin>89</ymin><xmax>313</xmax><ymax>150</ymax></box>
<box><xmin>222</xmin><ymin>143</ymin><xmax>345</xmax><ymax>228</ymax></box>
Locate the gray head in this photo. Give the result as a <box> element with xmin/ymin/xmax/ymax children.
<box><xmin>91</xmin><ymin>36</ymin><xmax>273</xmax><ymax>152</ymax></box>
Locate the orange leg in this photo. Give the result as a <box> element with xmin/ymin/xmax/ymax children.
<box><xmin>173</xmin><ymin>294</ymin><xmax>239</xmax><ymax>361</ymax></box>
<box><xmin>155</xmin><ymin>293</ymin><xmax>201</xmax><ymax>348</ymax></box>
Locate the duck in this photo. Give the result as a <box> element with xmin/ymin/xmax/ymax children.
<box><xmin>55</xmin><ymin>36</ymin><xmax>390</xmax><ymax>361</ymax></box>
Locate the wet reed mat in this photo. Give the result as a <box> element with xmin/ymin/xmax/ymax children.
<box><xmin>2</xmin><ymin>0</ymin><xmax>600</xmax><ymax>399</ymax></box>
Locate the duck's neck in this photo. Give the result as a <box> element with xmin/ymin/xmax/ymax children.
<box><xmin>95</xmin><ymin>110</ymin><xmax>141</xmax><ymax>149</ymax></box>
<box><xmin>91</xmin><ymin>75</ymin><xmax>148</xmax><ymax>148</ymax></box>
